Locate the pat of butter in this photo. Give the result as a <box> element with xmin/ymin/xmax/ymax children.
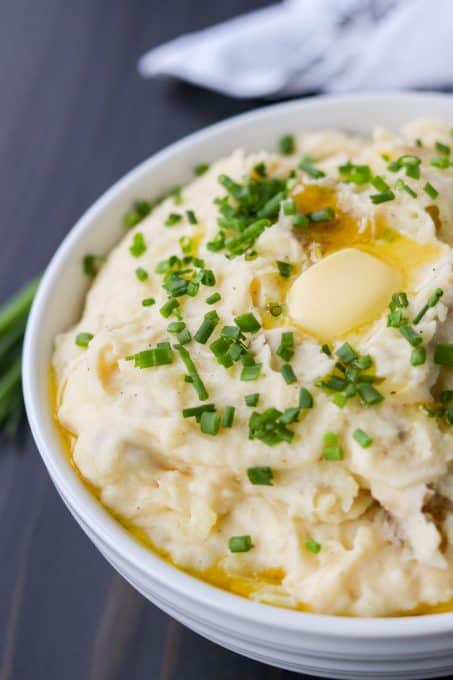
<box><xmin>287</xmin><ymin>248</ymin><xmax>402</xmax><ymax>340</ymax></box>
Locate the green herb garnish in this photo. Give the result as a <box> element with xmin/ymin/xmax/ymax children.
<box><xmin>352</xmin><ymin>428</ymin><xmax>373</xmax><ymax>448</ymax></box>
<box><xmin>298</xmin><ymin>156</ymin><xmax>326</xmax><ymax>179</ymax></box>
<box><xmin>228</xmin><ymin>535</ymin><xmax>253</xmax><ymax>553</ymax></box>
<box><xmin>200</xmin><ymin>410</ymin><xmax>220</xmax><ymax>435</ymax></box>
<box><xmin>129</xmin><ymin>232</ymin><xmax>147</xmax><ymax>257</ymax></box>
<box><xmin>305</xmin><ymin>538</ymin><xmax>321</xmax><ymax>554</ymax></box>
<box><xmin>424</xmin><ymin>182</ymin><xmax>439</xmax><ymax>199</ymax></box>
<box><xmin>279</xmin><ymin>134</ymin><xmax>296</xmax><ymax>155</ymax></box>
<box><xmin>174</xmin><ymin>344</ymin><xmax>208</xmax><ymax>400</ymax></box>
<box><xmin>235</xmin><ymin>313</ymin><xmax>261</xmax><ymax>333</ymax></box>
<box><xmin>221</xmin><ymin>405</ymin><xmax>235</xmax><ymax>428</ymax></box>
<box><xmin>75</xmin><ymin>332</ymin><xmax>94</xmax><ymax>348</ymax></box>
<box><xmin>135</xmin><ymin>267</ymin><xmax>148</xmax><ymax>281</ymax></box>
<box><xmin>245</xmin><ymin>393</ymin><xmax>260</xmax><ymax>407</ymax></box>
<box><xmin>280</xmin><ymin>364</ymin><xmax>297</xmax><ymax>384</ymax></box>
<box><xmin>247</xmin><ymin>466</ymin><xmax>273</xmax><ymax>485</ymax></box>
<box><xmin>194</xmin><ymin>162</ymin><xmax>210</xmax><ymax>176</ymax></box>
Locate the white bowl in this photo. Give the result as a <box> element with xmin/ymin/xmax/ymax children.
<box><xmin>23</xmin><ymin>93</ymin><xmax>453</xmax><ymax>679</ymax></box>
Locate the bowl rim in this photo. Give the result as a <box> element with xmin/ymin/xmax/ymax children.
<box><xmin>23</xmin><ymin>91</ymin><xmax>453</xmax><ymax>638</ymax></box>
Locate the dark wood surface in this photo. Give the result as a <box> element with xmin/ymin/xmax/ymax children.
<box><xmin>0</xmin><ymin>1</ymin><xmax>310</xmax><ymax>678</ymax></box>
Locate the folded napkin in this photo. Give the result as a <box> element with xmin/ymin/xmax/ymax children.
<box><xmin>138</xmin><ymin>0</ymin><xmax>453</xmax><ymax>99</ymax></box>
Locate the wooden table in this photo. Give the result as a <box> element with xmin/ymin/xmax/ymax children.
<box><xmin>0</xmin><ymin>1</ymin><xmax>308</xmax><ymax>678</ymax></box>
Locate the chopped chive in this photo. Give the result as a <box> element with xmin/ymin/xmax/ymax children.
<box><xmin>253</xmin><ymin>162</ymin><xmax>267</xmax><ymax>177</ymax></box>
<box><xmin>279</xmin><ymin>134</ymin><xmax>296</xmax><ymax>155</ymax></box>
<box><xmin>298</xmin><ymin>156</ymin><xmax>325</xmax><ymax>179</ymax></box>
<box><xmin>75</xmin><ymin>332</ymin><xmax>93</xmax><ymax>348</ymax></box>
<box><xmin>395</xmin><ymin>178</ymin><xmax>417</xmax><ymax>198</ymax></box>
<box><xmin>83</xmin><ymin>254</ymin><xmax>105</xmax><ymax>277</ymax></box>
<box><xmin>240</xmin><ymin>364</ymin><xmax>262</xmax><ymax>381</ymax></box>
<box><xmin>186</xmin><ymin>209</ymin><xmax>198</xmax><ymax>224</ymax></box>
<box><xmin>245</xmin><ymin>393</ymin><xmax>260</xmax><ymax>407</ymax></box>
<box><xmin>323</xmin><ymin>432</ymin><xmax>338</xmax><ymax>446</ymax></box>
<box><xmin>174</xmin><ymin>344</ymin><xmax>209</xmax><ymax>400</ymax></box>
<box><xmin>435</xmin><ymin>141</ymin><xmax>450</xmax><ymax>155</ymax></box>
<box><xmin>248</xmin><ymin>408</ymin><xmax>295</xmax><ymax>446</ymax></box>
<box><xmin>354</xmin><ymin>355</ymin><xmax>373</xmax><ymax>370</ymax></box>
<box><xmin>182</xmin><ymin>403</ymin><xmax>215</xmax><ymax>420</ymax></box>
<box><xmin>305</xmin><ymin>538</ymin><xmax>321</xmax><ymax>554</ymax></box>
<box><xmin>225</xmin><ymin>218</ymin><xmax>270</xmax><ymax>256</ymax></box>
<box><xmin>221</xmin><ymin>405</ymin><xmax>235</xmax><ymax>428</ymax></box>
<box><xmin>247</xmin><ymin>466</ymin><xmax>273</xmax><ymax>485</ymax></box>
<box><xmin>194</xmin><ymin>310</ymin><xmax>219</xmax><ymax>344</ymax></box>
<box><xmin>319</xmin><ymin>375</ymin><xmax>348</xmax><ymax>391</ymax></box>
<box><xmin>430</xmin><ymin>156</ymin><xmax>450</xmax><ymax>169</ymax></box>
<box><xmin>292</xmin><ymin>213</ymin><xmax>310</xmax><ymax>229</ymax></box>
<box><xmin>371</xmin><ymin>176</ymin><xmax>391</xmax><ymax>192</ymax></box>
<box><xmin>434</xmin><ymin>343</ymin><xmax>453</xmax><ymax>367</ymax></box>
<box><xmin>278</xmin><ymin>407</ymin><xmax>299</xmax><ymax>425</ymax></box>
<box><xmin>413</xmin><ymin>288</ymin><xmax>443</xmax><ymax>324</ymax></box>
<box><xmin>200</xmin><ymin>411</ymin><xmax>220</xmax><ymax>435</ymax></box>
<box><xmin>391</xmin><ymin>292</ymin><xmax>409</xmax><ymax>309</ymax></box>
<box><xmin>338</xmin><ymin>162</ymin><xmax>371</xmax><ymax>185</ymax></box>
<box><xmin>141</xmin><ymin>297</ymin><xmax>155</xmax><ymax>307</ymax></box>
<box><xmin>199</xmin><ymin>269</ymin><xmax>216</xmax><ymax>286</ymax></box>
<box><xmin>123</xmin><ymin>211</ymin><xmax>141</xmax><ymax>228</ymax></box>
<box><xmin>321</xmin><ymin>344</ymin><xmax>332</xmax><ymax>356</ymax></box>
<box><xmin>332</xmin><ymin>393</ymin><xmax>347</xmax><ymax>408</ymax></box>
<box><xmin>170</xmin><ymin>186</ymin><xmax>183</xmax><ymax>204</ymax></box>
<box><xmin>280</xmin><ymin>364</ymin><xmax>297</xmax><ymax>384</ymax></box>
<box><xmin>165</xmin><ymin>213</ymin><xmax>182</xmax><ymax>226</ymax></box>
<box><xmin>353</xmin><ymin>428</ymin><xmax>373</xmax><ymax>448</ymax></box>
<box><xmin>160</xmin><ymin>298</ymin><xmax>180</xmax><ymax>318</ymax></box>
<box><xmin>276</xmin><ymin>331</ymin><xmax>294</xmax><ymax>362</ymax></box>
<box><xmin>307</xmin><ymin>207</ymin><xmax>335</xmax><ymax>223</ymax></box>
<box><xmin>370</xmin><ymin>190</ymin><xmax>395</xmax><ymax>204</ymax></box>
<box><xmin>177</xmin><ymin>328</ymin><xmax>192</xmax><ymax>344</ymax></box>
<box><xmin>126</xmin><ymin>345</ymin><xmax>174</xmax><ymax>368</ymax></box>
<box><xmin>276</xmin><ymin>261</ymin><xmax>293</xmax><ymax>278</ymax></box>
<box><xmin>194</xmin><ymin>162</ymin><xmax>210</xmax><ymax>176</ymax></box>
<box><xmin>135</xmin><ymin>267</ymin><xmax>148</xmax><ymax>281</ymax></box>
<box><xmin>235</xmin><ymin>313</ymin><xmax>261</xmax><ymax>333</ymax></box>
<box><xmin>322</xmin><ymin>446</ymin><xmax>344</xmax><ymax>461</ymax></box>
<box><xmin>167</xmin><ymin>321</ymin><xmax>186</xmax><ymax>333</ymax></box>
<box><xmin>283</xmin><ymin>199</ymin><xmax>296</xmax><ymax>215</ymax></box>
<box><xmin>423</xmin><ymin>182</ymin><xmax>438</xmax><ymax>199</ymax></box>
<box><xmin>136</xmin><ymin>200</ymin><xmax>151</xmax><ymax>217</ymax></box>
<box><xmin>410</xmin><ymin>346</ymin><xmax>426</xmax><ymax>366</ymax></box>
<box><xmin>129</xmin><ymin>232</ymin><xmax>147</xmax><ymax>257</ymax></box>
<box><xmin>228</xmin><ymin>535</ymin><xmax>253</xmax><ymax>553</ymax></box>
<box><xmin>335</xmin><ymin>342</ymin><xmax>357</xmax><ymax>365</ymax></box>
<box><xmin>357</xmin><ymin>383</ymin><xmax>384</xmax><ymax>405</ymax></box>
<box><xmin>221</xmin><ymin>325</ymin><xmax>243</xmax><ymax>340</ymax></box>
<box><xmin>206</xmin><ymin>292</ymin><xmax>221</xmax><ymax>305</ymax></box>
<box><xmin>299</xmin><ymin>387</ymin><xmax>313</xmax><ymax>409</ymax></box>
<box><xmin>179</xmin><ymin>236</ymin><xmax>193</xmax><ymax>255</ymax></box>
<box><xmin>257</xmin><ymin>192</ymin><xmax>286</xmax><ymax>219</ymax></box>
<box><xmin>399</xmin><ymin>325</ymin><xmax>422</xmax><ymax>347</ymax></box>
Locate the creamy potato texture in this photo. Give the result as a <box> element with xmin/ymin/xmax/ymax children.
<box><xmin>53</xmin><ymin>119</ymin><xmax>453</xmax><ymax>616</ymax></box>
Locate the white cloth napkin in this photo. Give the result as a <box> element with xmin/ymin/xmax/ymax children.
<box><xmin>138</xmin><ymin>0</ymin><xmax>453</xmax><ymax>99</ymax></box>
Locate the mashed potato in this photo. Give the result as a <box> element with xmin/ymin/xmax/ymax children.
<box><xmin>53</xmin><ymin>119</ymin><xmax>453</xmax><ymax>616</ymax></box>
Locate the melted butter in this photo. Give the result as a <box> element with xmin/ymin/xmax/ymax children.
<box><xmin>292</xmin><ymin>184</ymin><xmax>442</xmax><ymax>288</ymax></box>
<box><xmin>286</xmin><ymin>184</ymin><xmax>443</xmax><ymax>341</ymax></box>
